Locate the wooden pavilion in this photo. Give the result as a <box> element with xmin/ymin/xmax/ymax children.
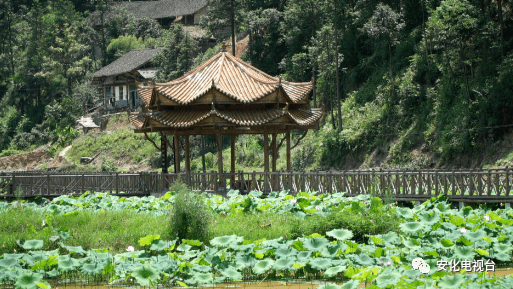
<box><xmin>129</xmin><ymin>51</ymin><xmax>322</xmax><ymax>189</ymax></box>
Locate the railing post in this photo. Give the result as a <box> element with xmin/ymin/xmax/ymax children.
<box><xmin>487</xmin><ymin>169</ymin><xmax>491</xmax><ymax>196</ymax></box>
<box><xmin>116</xmin><ymin>172</ymin><xmax>119</xmax><ymax>194</ymax></box>
<box><xmin>435</xmin><ymin>170</ymin><xmax>438</xmax><ymax>195</ymax></box>
<box><xmin>213</xmin><ymin>170</ymin><xmax>218</xmax><ymax>192</ymax></box>
<box><xmin>506</xmin><ymin>166</ymin><xmax>510</xmax><ymax>196</ymax></box>
<box><xmin>47</xmin><ymin>173</ymin><xmax>50</xmax><ymax>196</ymax></box>
<box><xmin>82</xmin><ymin>174</ymin><xmax>84</xmax><ymax>194</ymax></box>
<box><xmin>9</xmin><ymin>173</ymin><xmax>15</xmax><ymax>195</ymax></box>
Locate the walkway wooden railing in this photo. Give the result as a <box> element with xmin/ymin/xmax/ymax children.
<box><xmin>1</xmin><ymin>169</ymin><xmax>512</xmax><ymax>203</ymax></box>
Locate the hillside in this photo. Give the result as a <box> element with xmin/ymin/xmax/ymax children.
<box><xmin>2</xmin><ymin>111</ymin><xmax>513</xmax><ymax>172</ymax></box>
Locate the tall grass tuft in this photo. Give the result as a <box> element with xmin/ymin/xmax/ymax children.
<box><xmin>170</xmin><ymin>178</ymin><xmax>211</xmax><ymax>244</ymax></box>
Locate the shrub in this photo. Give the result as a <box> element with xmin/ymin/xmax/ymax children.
<box><xmin>170</xmin><ymin>178</ymin><xmax>211</xmax><ymax>244</ymax></box>
<box><xmin>290</xmin><ymin>209</ymin><xmax>399</xmax><ymax>243</ymax></box>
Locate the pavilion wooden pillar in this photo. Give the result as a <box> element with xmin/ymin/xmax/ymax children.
<box><xmin>264</xmin><ymin>132</ymin><xmax>269</xmax><ymax>192</ymax></box>
<box><xmin>264</xmin><ymin>133</ymin><xmax>269</xmax><ymax>172</ymax></box>
<box><xmin>173</xmin><ymin>134</ymin><xmax>180</xmax><ymax>173</ymax></box>
<box><xmin>216</xmin><ymin>133</ymin><xmax>224</xmax><ymax>190</ymax></box>
<box><xmin>230</xmin><ymin>134</ymin><xmax>235</xmax><ymax>190</ymax></box>
<box><xmin>271</xmin><ymin>133</ymin><xmax>277</xmax><ymax>191</ymax></box>
<box><xmin>286</xmin><ymin>131</ymin><xmax>291</xmax><ymax>171</ymax></box>
<box><xmin>185</xmin><ymin>135</ymin><xmax>190</xmax><ymax>185</ymax></box>
<box><xmin>161</xmin><ymin>134</ymin><xmax>168</xmax><ymax>174</ymax></box>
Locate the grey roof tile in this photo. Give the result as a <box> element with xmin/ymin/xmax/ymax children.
<box><xmin>91</xmin><ymin>48</ymin><xmax>161</xmax><ymax>78</ymax></box>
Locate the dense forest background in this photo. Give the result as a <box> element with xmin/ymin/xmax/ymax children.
<box><xmin>0</xmin><ymin>0</ymin><xmax>512</xmax><ymax>170</ymax></box>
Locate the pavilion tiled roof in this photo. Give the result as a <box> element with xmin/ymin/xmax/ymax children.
<box><xmin>129</xmin><ymin>115</ymin><xmax>146</xmax><ymax>129</ymax></box>
<box><xmin>139</xmin><ymin>52</ymin><xmax>313</xmax><ymax>106</ymax></box>
<box><xmin>135</xmin><ymin>108</ymin><xmax>322</xmax><ymax>129</ymax></box>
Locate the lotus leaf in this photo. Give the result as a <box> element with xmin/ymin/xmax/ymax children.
<box><xmin>191</xmin><ymin>264</ymin><xmax>211</xmax><ymax>273</ymax></box>
<box><xmin>303</xmin><ymin>237</ymin><xmax>330</xmax><ymax>251</ymax></box>
<box><xmin>22</xmin><ymin>240</ymin><xmax>43</xmax><ymax>250</ymax></box>
<box><xmin>0</xmin><ymin>258</ymin><xmax>19</xmax><ymax>269</ymax></box>
<box><xmin>320</xmin><ymin>245</ymin><xmax>340</xmax><ymax>258</ymax></box>
<box><xmin>210</xmin><ymin>235</ymin><xmax>243</xmax><ymax>247</ymax></box>
<box><xmin>274</xmin><ymin>247</ymin><xmax>298</xmax><ymax>258</ymax></box>
<box><xmin>229</xmin><ymin>243</ymin><xmax>255</xmax><ymax>253</ymax></box>
<box><xmin>176</xmin><ymin>243</ymin><xmax>192</xmax><ymax>252</ymax></box>
<box><xmin>404</xmin><ymin>269</ymin><xmax>422</xmax><ymax>279</ymax></box>
<box><xmin>131</xmin><ymin>264</ymin><xmax>160</xmax><ymax>286</ymax></box>
<box><xmin>307</xmin><ymin>258</ymin><xmax>332</xmax><ymax>270</ymax></box>
<box><xmin>441</xmin><ymin>222</ymin><xmax>458</xmax><ymax>231</ymax></box>
<box><xmin>352</xmin><ymin>254</ymin><xmax>374</xmax><ymax>266</ymax></box>
<box><xmin>452</xmin><ymin>246</ymin><xmax>476</xmax><ymax>260</ymax></box>
<box><xmin>437</xmin><ymin>274</ymin><xmax>465</xmax><ymax>288</ymax></box>
<box><xmin>465</xmin><ymin>230</ymin><xmax>487</xmax><ymax>241</ymax></box>
<box><xmin>492</xmin><ymin>252</ymin><xmax>511</xmax><ymax>261</ymax></box>
<box><xmin>63</xmin><ymin>245</ymin><xmax>86</xmax><ymax>256</ymax></box>
<box><xmin>382</xmin><ymin>232</ymin><xmax>401</xmax><ymax>245</ymax></box>
<box><xmin>324</xmin><ymin>265</ymin><xmax>346</xmax><ymax>277</ymax></box>
<box><xmin>234</xmin><ymin>254</ymin><xmax>257</xmax><ymax>269</ymax></box>
<box><xmin>339</xmin><ymin>280</ymin><xmax>359</xmax><ymax>289</ymax></box>
<box><xmin>419</xmin><ymin>212</ymin><xmax>440</xmax><ymax>225</ymax></box>
<box><xmin>273</xmin><ymin>258</ymin><xmax>296</xmax><ymax>271</ymax></box>
<box><xmin>297</xmin><ymin>251</ymin><xmax>311</xmax><ymax>262</ymax></box>
<box><xmin>399</xmin><ymin>222</ymin><xmax>425</xmax><ymax>235</ymax></box>
<box><xmin>375</xmin><ymin>270</ymin><xmax>402</xmax><ymax>288</ymax></box>
<box><xmin>150</xmin><ymin>240</ymin><xmax>176</xmax><ymax>251</ymax></box>
<box><xmin>249</xmin><ymin>191</ymin><xmax>263</xmax><ymax>198</ymax></box>
<box><xmin>3</xmin><ymin>253</ymin><xmax>24</xmax><ymax>260</ymax></box>
<box><xmin>252</xmin><ymin>259</ymin><xmax>274</xmax><ymax>275</ymax></box>
<box><xmin>493</xmin><ymin>243</ymin><xmax>513</xmax><ymax>253</ymax></box>
<box><xmin>220</xmin><ymin>268</ymin><xmax>242</xmax><ymax>280</ymax></box>
<box><xmin>80</xmin><ymin>263</ymin><xmax>106</xmax><ymax>275</ymax></box>
<box><xmin>15</xmin><ymin>272</ymin><xmax>43</xmax><ymax>289</ymax></box>
<box><xmin>326</xmin><ymin>229</ymin><xmax>354</xmax><ymax>241</ymax></box>
<box><xmin>396</xmin><ymin>207</ymin><xmax>414</xmax><ymax>219</ymax></box>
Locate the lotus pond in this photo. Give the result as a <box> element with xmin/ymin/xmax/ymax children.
<box><xmin>0</xmin><ymin>190</ymin><xmax>513</xmax><ymax>288</ymax></box>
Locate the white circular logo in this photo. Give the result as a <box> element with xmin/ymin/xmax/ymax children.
<box><xmin>412</xmin><ymin>258</ymin><xmax>424</xmax><ymax>270</ymax></box>
<box><xmin>412</xmin><ymin>257</ymin><xmax>431</xmax><ymax>274</ymax></box>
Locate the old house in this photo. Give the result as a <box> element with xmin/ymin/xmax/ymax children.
<box><xmin>92</xmin><ymin>0</ymin><xmax>209</xmax><ymax>29</ymax></box>
<box><xmin>91</xmin><ymin>48</ymin><xmax>161</xmax><ymax>110</ymax></box>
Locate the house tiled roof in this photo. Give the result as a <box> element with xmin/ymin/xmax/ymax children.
<box><xmin>91</xmin><ymin>0</ymin><xmax>208</xmax><ymax>24</ymax></box>
<box><xmin>91</xmin><ymin>48</ymin><xmax>161</xmax><ymax>78</ymax></box>
<box><xmin>142</xmin><ymin>52</ymin><xmax>313</xmax><ymax>106</ymax></box>
<box><xmin>136</xmin><ymin>107</ymin><xmax>322</xmax><ymax>129</ymax></box>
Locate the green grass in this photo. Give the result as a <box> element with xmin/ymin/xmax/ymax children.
<box><xmin>0</xmin><ymin>204</ymin><xmax>400</xmax><ymax>256</ymax></box>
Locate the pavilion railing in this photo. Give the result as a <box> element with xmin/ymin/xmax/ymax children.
<box><xmin>1</xmin><ymin>169</ymin><xmax>512</xmax><ymax>203</ymax></box>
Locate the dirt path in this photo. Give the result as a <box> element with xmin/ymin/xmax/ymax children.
<box><xmin>59</xmin><ymin>145</ymin><xmax>72</xmax><ymax>157</ymax></box>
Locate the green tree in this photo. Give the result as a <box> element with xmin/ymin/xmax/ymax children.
<box><xmin>153</xmin><ymin>25</ymin><xmax>199</xmax><ymax>82</ymax></box>
<box><xmin>200</xmin><ymin>0</ymin><xmax>245</xmax><ymax>56</ymax></box>
<box><xmin>37</xmin><ymin>10</ymin><xmax>92</xmax><ymax>98</ymax></box>
<box><xmin>363</xmin><ymin>3</ymin><xmax>405</xmax><ymax>84</ymax></box>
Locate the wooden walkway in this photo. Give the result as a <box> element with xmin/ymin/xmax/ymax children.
<box><xmin>1</xmin><ymin>169</ymin><xmax>512</xmax><ymax>203</ymax></box>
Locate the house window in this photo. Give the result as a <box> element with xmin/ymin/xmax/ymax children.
<box><xmin>119</xmin><ymin>86</ymin><xmax>124</xmax><ymax>101</ymax></box>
